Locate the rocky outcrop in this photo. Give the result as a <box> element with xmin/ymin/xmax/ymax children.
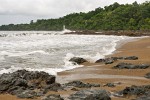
<box><xmin>0</xmin><ymin>70</ymin><xmax>57</xmax><ymax>99</ymax></box>
<box><xmin>113</xmin><ymin>63</ymin><xmax>150</xmax><ymax>69</ymax></box>
<box><xmin>69</xmin><ymin>57</ymin><xmax>87</xmax><ymax>64</ymax></box>
<box><xmin>64</xmin><ymin>81</ymin><xmax>100</xmax><ymax>88</ymax></box>
<box><xmin>145</xmin><ymin>72</ymin><xmax>150</xmax><ymax>79</ymax></box>
<box><xmin>68</xmin><ymin>89</ymin><xmax>111</xmax><ymax>100</ymax></box>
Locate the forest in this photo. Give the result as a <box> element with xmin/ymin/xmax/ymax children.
<box><xmin>0</xmin><ymin>1</ymin><xmax>150</xmax><ymax>31</ymax></box>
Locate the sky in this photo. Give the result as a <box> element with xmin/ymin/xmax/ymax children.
<box><xmin>0</xmin><ymin>0</ymin><xmax>148</xmax><ymax>25</ymax></box>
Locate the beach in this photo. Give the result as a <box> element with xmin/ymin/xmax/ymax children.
<box><xmin>0</xmin><ymin>36</ymin><xmax>150</xmax><ymax>100</ymax></box>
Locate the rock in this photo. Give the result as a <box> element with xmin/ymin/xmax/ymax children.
<box><xmin>113</xmin><ymin>63</ymin><xmax>150</xmax><ymax>69</ymax></box>
<box><xmin>17</xmin><ymin>90</ymin><xmax>37</xmax><ymax>99</ymax></box>
<box><xmin>95</xmin><ymin>58</ymin><xmax>106</xmax><ymax>63</ymax></box>
<box><xmin>7</xmin><ymin>86</ymin><xmax>25</xmax><ymax>95</ymax></box>
<box><xmin>64</xmin><ymin>81</ymin><xmax>100</xmax><ymax>88</ymax></box>
<box><xmin>123</xmin><ymin>56</ymin><xmax>138</xmax><ymax>60</ymax></box>
<box><xmin>135</xmin><ymin>91</ymin><xmax>150</xmax><ymax>100</ymax></box>
<box><xmin>95</xmin><ymin>58</ymin><xmax>114</xmax><ymax>64</ymax></box>
<box><xmin>104</xmin><ymin>83</ymin><xmax>115</xmax><ymax>87</ymax></box>
<box><xmin>43</xmin><ymin>83</ymin><xmax>63</xmax><ymax>93</ymax></box>
<box><xmin>14</xmin><ymin>78</ymin><xmax>28</xmax><ymax>87</ymax></box>
<box><xmin>42</xmin><ymin>94</ymin><xmax>64</xmax><ymax>100</ymax></box>
<box><xmin>68</xmin><ymin>89</ymin><xmax>111</xmax><ymax>100</ymax></box>
<box><xmin>105</xmin><ymin>58</ymin><xmax>114</xmax><ymax>64</ymax></box>
<box><xmin>116</xmin><ymin>85</ymin><xmax>150</xmax><ymax>97</ymax></box>
<box><xmin>145</xmin><ymin>72</ymin><xmax>150</xmax><ymax>79</ymax></box>
<box><xmin>0</xmin><ymin>70</ymin><xmax>56</xmax><ymax>98</ymax></box>
<box><xmin>69</xmin><ymin>57</ymin><xmax>87</xmax><ymax>64</ymax></box>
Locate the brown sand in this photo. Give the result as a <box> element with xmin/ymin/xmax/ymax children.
<box><xmin>0</xmin><ymin>37</ymin><xmax>150</xmax><ymax>100</ymax></box>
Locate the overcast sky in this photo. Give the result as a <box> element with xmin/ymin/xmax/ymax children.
<box><xmin>0</xmin><ymin>0</ymin><xmax>148</xmax><ymax>25</ymax></box>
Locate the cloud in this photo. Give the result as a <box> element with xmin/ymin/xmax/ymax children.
<box><xmin>0</xmin><ymin>0</ymin><xmax>148</xmax><ymax>25</ymax></box>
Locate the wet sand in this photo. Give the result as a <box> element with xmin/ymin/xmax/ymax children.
<box><xmin>0</xmin><ymin>37</ymin><xmax>150</xmax><ymax>100</ymax></box>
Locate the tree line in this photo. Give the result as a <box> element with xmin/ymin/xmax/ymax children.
<box><xmin>0</xmin><ymin>1</ymin><xmax>150</xmax><ymax>31</ymax></box>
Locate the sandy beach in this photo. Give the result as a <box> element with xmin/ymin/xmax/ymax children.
<box><xmin>0</xmin><ymin>36</ymin><xmax>150</xmax><ymax>100</ymax></box>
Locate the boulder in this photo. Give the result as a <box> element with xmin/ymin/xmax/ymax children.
<box><xmin>42</xmin><ymin>94</ymin><xmax>64</xmax><ymax>100</ymax></box>
<box><xmin>69</xmin><ymin>57</ymin><xmax>87</xmax><ymax>64</ymax></box>
<box><xmin>64</xmin><ymin>81</ymin><xmax>100</xmax><ymax>88</ymax></box>
<box><xmin>68</xmin><ymin>89</ymin><xmax>111</xmax><ymax>100</ymax></box>
<box><xmin>145</xmin><ymin>72</ymin><xmax>150</xmax><ymax>79</ymax></box>
<box><xmin>113</xmin><ymin>63</ymin><xmax>150</xmax><ymax>69</ymax></box>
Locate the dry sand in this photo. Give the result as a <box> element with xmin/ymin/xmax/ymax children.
<box><xmin>0</xmin><ymin>37</ymin><xmax>150</xmax><ymax>100</ymax></box>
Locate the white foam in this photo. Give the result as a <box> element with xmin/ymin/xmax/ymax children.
<box><xmin>0</xmin><ymin>33</ymin><xmax>138</xmax><ymax>75</ymax></box>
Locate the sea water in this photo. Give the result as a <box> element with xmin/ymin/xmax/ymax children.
<box><xmin>0</xmin><ymin>31</ymin><xmax>136</xmax><ymax>75</ymax></box>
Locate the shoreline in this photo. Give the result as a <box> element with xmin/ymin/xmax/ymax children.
<box><xmin>57</xmin><ymin>36</ymin><xmax>150</xmax><ymax>99</ymax></box>
<box><xmin>0</xmin><ymin>36</ymin><xmax>150</xmax><ymax>100</ymax></box>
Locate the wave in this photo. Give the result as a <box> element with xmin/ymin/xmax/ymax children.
<box><xmin>0</xmin><ymin>30</ymin><xmax>73</xmax><ymax>37</ymax></box>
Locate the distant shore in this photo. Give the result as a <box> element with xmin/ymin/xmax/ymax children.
<box><xmin>65</xmin><ymin>30</ymin><xmax>150</xmax><ymax>37</ymax></box>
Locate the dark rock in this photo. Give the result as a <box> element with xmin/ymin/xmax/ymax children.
<box><xmin>68</xmin><ymin>89</ymin><xmax>111</xmax><ymax>100</ymax></box>
<box><xmin>111</xmin><ymin>57</ymin><xmax>124</xmax><ymax>60</ymax></box>
<box><xmin>69</xmin><ymin>57</ymin><xmax>87</xmax><ymax>64</ymax></box>
<box><xmin>17</xmin><ymin>90</ymin><xmax>37</xmax><ymax>99</ymax></box>
<box><xmin>64</xmin><ymin>81</ymin><xmax>100</xmax><ymax>88</ymax></box>
<box><xmin>95</xmin><ymin>58</ymin><xmax>106</xmax><ymax>63</ymax></box>
<box><xmin>104</xmin><ymin>83</ymin><xmax>115</xmax><ymax>87</ymax></box>
<box><xmin>7</xmin><ymin>86</ymin><xmax>25</xmax><ymax>95</ymax></box>
<box><xmin>71</xmin><ymin>88</ymin><xmax>79</xmax><ymax>91</ymax></box>
<box><xmin>114</xmin><ymin>63</ymin><xmax>150</xmax><ymax>69</ymax></box>
<box><xmin>14</xmin><ymin>78</ymin><xmax>28</xmax><ymax>87</ymax></box>
<box><xmin>43</xmin><ymin>83</ymin><xmax>63</xmax><ymax>93</ymax></box>
<box><xmin>135</xmin><ymin>92</ymin><xmax>150</xmax><ymax>100</ymax></box>
<box><xmin>145</xmin><ymin>72</ymin><xmax>150</xmax><ymax>79</ymax></box>
<box><xmin>105</xmin><ymin>58</ymin><xmax>114</xmax><ymax>64</ymax></box>
<box><xmin>117</xmin><ymin>85</ymin><xmax>150</xmax><ymax>97</ymax></box>
<box><xmin>0</xmin><ymin>70</ymin><xmax>56</xmax><ymax>98</ymax></box>
<box><xmin>95</xmin><ymin>58</ymin><xmax>114</xmax><ymax>64</ymax></box>
<box><xmin>124</xmin><ymin>56</ymin><xmax>138</xmax><ymax>60</ymax></box>
<box><xmin>42</xmin><ymin>94</ymin><xmax>64</xmax><ymax>100</ymax></box>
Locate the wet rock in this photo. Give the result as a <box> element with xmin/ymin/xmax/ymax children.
<box><xmin>114</xmin><ymin>63</ymin><xmax>150</xmax><ymax>69</ymax></box>
<box><xmin>145</xmin><ymin>72</ymin><xmax>150</xmax><ymax>79</ymax></box>
<box><xmin>135</xmin><ymin>91</ymin><xmax>150</xmax><ymax>100</ymax></box>
<box><xmin>68</xmin><ymin>89</ymin><xmax>111</xmax><ymax>100</ymax></box>
<box><xmin>0</xmin><ymin>70</ymin><xmax>56</xmax><ymax>98</ymax></box>
<box><xmin>95</xmin><ymin>58</ymin><xmax>115</xmax><ymax>64</ymax></box>
<box><xmin>104</xmin><ymin>83</ymin><xmax>115</xmax><ymax>87</ymax></box>
<box><xmin>64</xmin><ymin>81</ymin><xmax>100</xmax><ymax>88</ymax></box>
<box><xmin>105</xmin><ymin>58</ymin><xmax>114</xmax><ymax>64</ymax></box>
<box><xmin>95</xmin><ymin>58</ymin><xmax>106</xmax><ymax>63</ymax></box>
<box><xmin>17</xmin><ymin>90</ymin><xmax>37</xmax><ymax>99</ymax></box>
<box><xmin>42</xmin><ymin>94</ymin><xmax>64</xmax><ymax>100</ymax></box>
<box><xmin>43</xmin><ymin>83</ymin><xmax>63</xmax><ymax>93</ymax></box>
<box><xmin>123</xmin><ymin>56</ymin><xmax>138</xmax><ymax>60</ymax></box>
<box><xmin>116</xmin><ymin>85</ymin><xmax>150</xmax><ymax>97</ymax></box>
<box><xmin>69</xmin><ymin>57</ymin><xmax>87</xmax><ymax>64</ymax></box>
<box><xmin>7</xmin><ymin>86</ymin><xmax>25</xmax><ymax>95</ymax></box>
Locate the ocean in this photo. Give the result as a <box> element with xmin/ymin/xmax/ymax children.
<box><xmin>0</xmin><ymin>31</ymin><xmax>136</xmax><ymax>75</ymax></box>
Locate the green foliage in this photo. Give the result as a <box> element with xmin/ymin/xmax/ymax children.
<box><xmin>0</xmin><ymin>1</ymin><xmax>150</xmax><ymax>31</ymax></box>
